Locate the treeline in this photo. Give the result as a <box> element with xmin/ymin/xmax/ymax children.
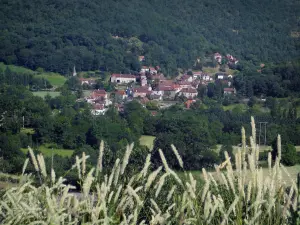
<box><xmin>234</xmin><ymin>60</ymin><xmax>300</xmax><ymax>97</ymax></box>
<box><xmin>0</xmin><ymin>66</ymin><xmax>52</xmax><ymax>90</ymax></box>
<box><xmin>0</xmin><ymin>0</ymin><xmax>299</xmax><ymax>74</ymax></box>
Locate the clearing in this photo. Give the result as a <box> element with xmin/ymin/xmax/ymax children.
<box><xmin>32</xmin><ymin>91</ymin><xmax>61</xmax><ymax>98</ymax></box>
<box><xmin>35</xmin><ymin>73</ymin><xmax>67</xmax><ymax>87</ymax></box>
<box><xmin>21</xmin><ymin>143</ymin><xmax>74</xmax><ymax>158</ymax></box>
<box><xmin>0</xmin><ymin>62</ymin><xmax>67</xmax><ymax>87</ymax></box>
<box><xmin>140</xmin><ymin>135</ymin><xmax>156</xmax><ymax>151</ymax></box>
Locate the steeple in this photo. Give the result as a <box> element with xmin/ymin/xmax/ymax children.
<box><xmin>73</xmin><ymin>65</ymin><xmax>77</xmax><ymax>76</ymax></box>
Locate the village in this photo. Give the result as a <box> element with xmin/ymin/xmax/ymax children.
<box><xmin>78</xmin><ymin>53</ymin><xmax>238</xmax><ymax>115</ymax></box>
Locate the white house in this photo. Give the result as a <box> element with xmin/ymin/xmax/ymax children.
<box><xmin>91</xmin><ymin>104</ymin><xmax>106</xmax><ymax>115</ymax></box>
<box><xmin>180</xmin><ymin>88</ymin><xmax>198</xmax><ymax>99</ymax></box>
<box><xmin>111</xmin><ymin>74</ymin><xmax>136</xmax><ymax>83</ymax></box>
<box><xmin>140</xmin><ymin>66</ymin><xmax>149</xmax><ymax>73</ymax></box>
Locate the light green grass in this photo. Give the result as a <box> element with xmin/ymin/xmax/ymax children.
<box><xmin>32</xmin><ymin>91</ymin><xmax>61</xmax><ymax>98</ymax></box>
<box><xmin>202</xmin><ymin>66</ymin><xmax>219</xmax><ymax>74</ymax></box>
<box><xmin>0</xmin><ymin>62</ymin><xmax>33</xmax><ymax>74</ymax></box>
<box><xmin>35</xmin><ymin>73</ymin><xmax>67</xmax><ymax>87</ymax></box>
<box><xmin>223</xmin><ymin>104</ymin><xmax>247</xmax><ymax>112</ymax></box>
<box><xmin>21</xmin><ymin>144</ymin><xmax>74</xmax><ymax>158</ymax></box>
<box><xmin>0</xmin><ymin>62</ymin><xmax>67</xmax><ymax>87</ymax></box>
<box><xmin>83</xmin><ymin>90</ymin><xmax>92</xmax><ymax>97</ymax></box>
<box><xmin>20</xmin><ymin>128</ymin><xmax>35</xmax><ymax>135</ymax></box>
<box><xmin>139</xmin><ymin>135</ymin><xmax>156</xmax><ymax>151</ymax></box>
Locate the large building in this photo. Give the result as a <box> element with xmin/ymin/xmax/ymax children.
<box><xmin>111</xmin><ymin>74</ymin><xmax>136</xmax><ymax>83</ymax></box>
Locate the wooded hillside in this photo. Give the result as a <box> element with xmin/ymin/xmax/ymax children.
<box><xmin>0</xmin><ymin>0</ymin><xmax>299</xmax><ymax>74</ymax></box>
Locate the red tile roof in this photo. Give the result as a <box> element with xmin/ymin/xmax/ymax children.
<box><xmin>133</xmin><ymin>87</ymin><xmax>151</xmax><ymax>94</ymax></box>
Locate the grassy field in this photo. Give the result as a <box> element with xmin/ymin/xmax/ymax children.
<box><xmin>0</xmin><ymin>62</ymin><xmax>67</xmax><ymax>87</ymax></box>
<box><xmin>20</xmin><ymin>128</ymin><xmax>35</xmax><ymax>135</ymax></box>
<box><xmin>35</xmin><ymin>73</ymin><xmax>67</xmax><ymax>87</ymax></box>
<box><xmin>32</xmin><ymin>91</ymin><xmax>61</xmax><ymax>98</ymax></box>
<box><xmin>0</xmin><ymin>62</ymin><xmax>33</xmax><ymax>74</ymax></box>
<box><xmin>139</xmin><ymin>135</ymin><xmax>156</xmax><ymax>151</ymax></box>
<box><xmin>223</xmin><ymin>103</ymin><xmax>248</xmax><ymax>112</ymax></box>
<box><xmin>21</xmin><ymin>143</ymin><xmax>74</xmax><ymax>158</ymax></box>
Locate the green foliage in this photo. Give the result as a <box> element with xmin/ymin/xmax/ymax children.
<box><xmin>281</xmin><ymin>143</ymin><xmax>299</xmax><ymax>166</ymax></box>
<box><xmin>0</xmin><ymin>0</ymin><xmax>298</xmax><ymax>74</ymax></box>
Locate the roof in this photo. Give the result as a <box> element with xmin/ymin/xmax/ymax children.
<box><xmin>111</xmin><ymin>74</ymin><xmax>136</xmax><ymax>79</ymax></box>
<box><xmin>157</xmin><ymin>85</ymin><xmax>175</xmax><ymax>91</ymax></box>
<box><xmin>116</xmin><ymin>90</ymin><xmax>126</xmax><ymax>95</ymax></box>
<box><xmin>92</xmin><ymin>89</ymin><xmax>106</xmax><ymax>95</ymax></box>
<box><xmin>180</xmin><ymin>88</ymin><xmax>197</xmax><ymax>93</ymax></box>
<box><xmin>193</xmin><ymin>71</ymin><xmax>202</xmax><ymax>76</ymax></box>
<box><xmin>133</xmin><ymin>87</ymin><xmax>151</xmax><ymax>94</ymax></box>
<box><xmin>178</xmin><ymin>81</ymin><xmax>192</xmax><ymax>86</ymax></box>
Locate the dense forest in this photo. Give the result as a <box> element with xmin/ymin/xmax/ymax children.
<box><xmin>0</xmin><ymin>0</ymin><xmax>299</xmax><ymax>74</ymax></box>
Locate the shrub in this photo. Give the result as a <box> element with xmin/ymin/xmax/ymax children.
<box><xmin>0</xmin><ymin>117</ymin><xmax>299</xmax><ymax>224</ymax></box>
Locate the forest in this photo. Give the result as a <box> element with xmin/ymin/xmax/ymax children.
<box><xmin>0</xmin><ymin>0</ymin><xmax>299</xmax><ymax>75</ymax></box>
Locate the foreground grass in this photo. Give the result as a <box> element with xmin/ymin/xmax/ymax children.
<box><xmin>1</xmin><ymin>118</ymin><xmax>299</xmax><ymax>224</ymax></box>
<box><xmin>21</xmin><ymin>143</ymin><xmax>74</xmax><ymax>157</ymax></box>
<box><xmin>139</xmin><ymin>135</ymin><xmax>156</xmax><ymax>151</ymax></box>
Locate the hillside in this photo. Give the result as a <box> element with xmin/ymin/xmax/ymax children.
<box><xmin>0</xmin><ymin>0</ymin><xmax>299</xmax><ymax>74</ymax></box>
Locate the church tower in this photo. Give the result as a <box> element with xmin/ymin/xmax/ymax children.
<box><xmin>73</xmin><ymin>66</ymin><xmax>77</xmax><ymax>76</ymax></box>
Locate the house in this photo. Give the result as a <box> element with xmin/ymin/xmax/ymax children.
<box><xmin>139</xmin><ymin>56</ymin><xmax>145</xmax><ymax>62</ymax></box>
<box><xmin>193</xmin><ymin>71</ymin><xmax>202</xmax><ymax>79</ymax></box>
<box><xmin>216</xmin><ymin>73</ymin><xmax>227</xmax><ymax>80</ymax></box>
<box><xmin>191</xmin><ymin>80</ymin><xmax>200</xmax><ymax>89</ymax></box>
<box><xmin>115</xmin><ymin>90</ymin><xmax>127</xmax><ymax>100</ymax></box>
<box><xmin>224</xmin><ymin>88</ymin><xmax>236</xmax><ymax>95</ymax></box>
<box><xmin>91</xmin><ymin>89</ymin><xmax>107</xmax><ymax>100</ymax></box>
<box><xmin>149</xmin><ymin>67</ymin><xmax>157</xmax><ymax>74</ymax></box>
<box><xmin>79</xmin><ymin>78</ymin><xmax>96</xmax><ymax>86</ymax></box>
<box><xmin>132</xmin><ymin>87</ymin><xmax>151</xmax><ymax>98</ymax></box>
<box><xmin>226</xmin><ymin>54</ymin><xmax>239</xmax><ymax>64</ymax></box>
<box><xmin>214</xmin><ymin>53</ymin><xmax>222</xmax><ymax>64</ymax></box>
<box><xmin>202</xmin><ymin>74</ymin><xmax>212</xmax><ymax>81</ymax></box>
<box><xmin>111</xmin><ymin>74</ymin><xmax>136</xmax><ymax>83</ymax></box>
<box><xmin>152</xmin><ymin>85</ymin><xmax>176</xmax><ymax>99</ymax></box>
<box><xmin>180</xmin><ymin>74</ymin><xmax>193</xmax><ymax>82</ymax></box>
<box><xmin>140</xmin><ymin>75</ymin><xmax>147</xmax><ymax>86</ymax></box>
<box><xmin>177</xmin><ymin>81</ymin><xmax>192</xmax><ymax>89</ymax></box>
<box><xmin>91</xmin><ymin>103</ymin><xmax>106</xmax><ymax>115</ymax></box>
<box><xmin>180</xmin><ymin>88</ymin><xmax>198</xmax><ymax>99</ymax></box>
<box><xmin>141</xmin><ymin>66</ymin><xmax>149</xmax><ymax>73</ymax></box>
<box><xmin>151</xmin><ymin>74</ymin><xmax>166</xmax><ymax>81</ymax></box>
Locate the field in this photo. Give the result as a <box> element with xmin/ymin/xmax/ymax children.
<box><xmin>32</xmin><ymin>91</ymin><xmax>61</xmax><ymax>98</ymax></box>
<box><xmin>139</xmin><ymin>135</ymin><xmax>156</xmax><ymax>151</ymax></box>
<box><xmin>223</xmin><ymin>103</ymin><xmax>248</xmax><ymax>112</ymax></box>
<box><xmin>35</xmin><ymin>73</ymin><xmax>67</xmax><ymax>87</ymax></box>
<box><xmin>20</xmin><ymin>127</ymin><xmax>35</xmax><ymax>135</ymax></box>
<box><xmin>0</xmin><ymin>62</ymin><xmax>33</xmax><ymax>74</ymax></box>
<box><xmin>21</xmin><ymin>143</ymin><xmax>74</xmax><ymax>158</ymax></box>
<box><xmin>0</xmin><ymin>62</ymin><xmax>67</xmax><ymax>87</ymax></box>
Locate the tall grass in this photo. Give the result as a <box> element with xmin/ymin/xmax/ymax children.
<box><xmin>0</xmin><ymin>117</ymin><xmax>299</xmax><ymax>224</ymax></box>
